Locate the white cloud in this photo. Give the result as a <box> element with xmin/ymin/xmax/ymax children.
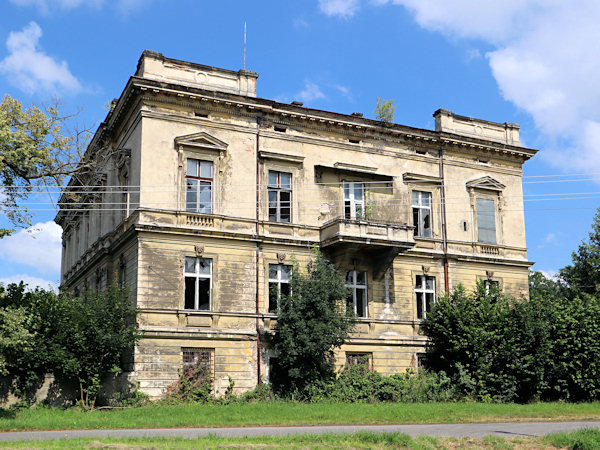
<box><xmin>539</xmin><ymin>269</ymin><xmax>558</xmax><ymax>281</ymax></box>
<box><xmin>0</xmin><ymin>221</ymin><xmax>62</xmax><ymax>274</ymax></box>
<box><xmin>327</xmin><ymin>1</ymin><xmax>600</xmax><ymax>175</ymax></box>
<box><xmin>296</xmin><ymin>81</ymin><xmax>326</xmax><ymax>103</ymax></box>
<box><xmin>333</xmin><ymin>84</ymin><xmax>352</xmax><ymax>100</ymax></box>
<box><xmin>0</xmin><ymin>274</ymin><xmax>58</xmax><ymax>291</ymax></box>
<box><xmin>318</xmin><ymin>0</ymin><xmax>360</xmax><ymax>18</ymax></box>
<box><xmin>0</xmin><ymin>22</ymin><xmax>82</xmax><ymax>94</ymax></box>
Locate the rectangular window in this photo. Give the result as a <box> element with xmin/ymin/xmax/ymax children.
<box><xmin>343</xmin><ymin>182</ymin><xmax>365</xmax><ymax>219</ymax></box>
<box><xmin>415</xmin><ymin>275</ymin><xmax>435</xmax><ymax>319</ymax></box>
<box><xmin>346</xmin><ymin>352</ymin><xmax>372</xmax><ymax>370</ymax></box>
<box><xmin>186</xmin><ymin>159</ymin><xmax>213</xmax><ymax>214</ymax></box>
<box><xmin>184</xmin><ymin>257</ymin><xmax>212</xmax><ymax>310</ymax></box>
<box><xmin>268</xmin><ymin>171</ymin><xmax>292</xmax><ymax>223</ymax></box>
<box><xmin>484</xmin><ymin>279</ymin><xmax>500</xmax><ymax>293</ymax></box>
<box><xmin>476</xmin><ymin>197</ymin><xmax>496</xmax><ymax>244</ymax></box>
<box><xmin>182</xmin><ymin>347</ymin><xmax>213</xmax><ymax>375</ymax></box>
<box><xmin>412</xmin><ymin>191</ymin><xmax>432</xmax><ymax>238</ymax></box>
<box><xmin>345</xmin><ymin>270</ymin><xmax>368</xmax><ymax>318</ymax></box>
<box><xmin>268</xmin><ymin>264</ymin><xmax>291</xmax><ymax>313</ymax></box>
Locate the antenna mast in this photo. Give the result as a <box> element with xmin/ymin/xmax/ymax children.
<box><xmin>243</xmin><ymin>22</ymin><xmax>247</xmax><ymax>70</ymax></box>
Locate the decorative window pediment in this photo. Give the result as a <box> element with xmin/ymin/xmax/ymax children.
<box><xmin>175</xmin><ymin>132</ymin><xmax>228</xmax><ymax>155</ymax></box>
<box><xmin>466</xmin><ymin>176</ymin><xmax>505</xmax><ymax>192</ymax></box>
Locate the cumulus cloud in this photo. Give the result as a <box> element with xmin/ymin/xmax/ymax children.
<box><xmin>0</xmin><ymin>274</ymin><xmax>58</xmax><ymax>291</ymax></box>
<box><xmin>296</xmin><ymin>81</ymin><xmax>326</xmax><ymax>103</ymax></box>
<box><xmin>0</xmin><ymin>22</ymin><xmax>82</xmax><ymax>94</ymax></box>
<box><xmin>321</xmin><ymin>1</ymin><xmax>600</xmax><ymax>174</ymax></box>
<box><xmin>0</xmin><ymin>221</ymin><xmax>62</xmax><ymax>274</ymax></box>
<box><xmin>318</xmin><ymin>0</ymin><xmax>360</xmax><ymax>18</ymax></box>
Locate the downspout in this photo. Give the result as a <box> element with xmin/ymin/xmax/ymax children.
<box><xmin>439</xmin><ymin>147</ymin><xmax>449</xmax><ymax>294</ymax></box>
<box><xmin>255</xmin><ymin>116</ymin><xmax>262</xmax><ymax>385</ymax></box>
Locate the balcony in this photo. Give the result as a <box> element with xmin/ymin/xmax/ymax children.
<box><xmin>320</xmin><ymin>217</ymin><xmax>414</xmax><ymax>250</ymax></box>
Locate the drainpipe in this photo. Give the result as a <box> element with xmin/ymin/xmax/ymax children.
<box><xmin>255</xmin><ymin>116</ymin><xmax>262</xmax><ymax>385</ymax></box>
<box><xmin>439</xmin><ymin>148</ymin><xmax>449</xmax><ymax>294</ymax></box>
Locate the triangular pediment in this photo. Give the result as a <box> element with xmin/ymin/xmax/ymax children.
<box><xmin>174</xmin><ymin>132</ymin><xmax>228</xmax><ymax>152</ymax></box>
<box><xmin>466</xmin><ymin>176</ymin><xmax>505</xmax><ymax>192</ymax></box>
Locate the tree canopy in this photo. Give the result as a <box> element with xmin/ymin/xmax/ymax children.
<box><xmin>0</xmin><ymin>95</ymin><xmax>91</xmax><ymax>237</ymax></box>
<box><xmin>270</xmin><ymin>249</ymin><xmax>354</xmax><ymax>397</ymax></box>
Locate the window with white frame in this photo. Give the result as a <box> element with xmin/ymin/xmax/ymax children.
<box><xmin>484</xmin><ymin>279</ymin><xmax>499</xmax><ymax>293</ymax></box>
<box><xmin>412</xmin><ymin>191</ymin><xmax>432</xmax><ymax>238</ymax></box>
<box><xmin>268</xmin><ymin>171</ymin><xmax>292</xmax><ymax>222</ymax></box>
<box><xmin>184</xmin><ymin>257</ymin><xmax>212</xmax><ymax>310</ymax></box>
<box><xmin>345</xmin><ymin>270</ymin><xmax>368</xmax><ymax>318</ymax></box>
<box><xmin>344</xmin><ymin>182</ymin><xmax>365</xmax><ymax>219</ymax></box>
<box><xmin>415</xmin><ymin>275</ymin><xmax>435</xmax><ymax>319</ymax></box>
<box><xmin>476</xmin><ymin>197</ymin><xmax>496</xmax><ymax>244</ymax></box>
<box><xmin>268</xmin><ymin>264</ymin><xmax>291</xmax><ymax>313</ymax></box>
<box><xmin>186</xmin><ymin>159</ymin><xmax>213</xmax><ymax>213</ymax></box>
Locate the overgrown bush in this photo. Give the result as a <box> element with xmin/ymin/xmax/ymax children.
<box><xmin>305</xmin><ymin>363</ymin><xmax>456</xmax><ymax>403</ymax></box>
<box><xmin>164</xmin><ymin>364</ymin><xmax>213</xmax><ymax>403</ymax></box>
<box><xmin>421</xmin><ymin>279</ymin><xmax>600</xmax><ymax>402</ymax></box>
<box><xmin>0</xmin><ymin>282</ymin><xmax>140</xmax><ymax>407</ymax></box>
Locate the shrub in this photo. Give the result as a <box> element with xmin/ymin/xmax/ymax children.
<box><xmin>305</xmin><ymin>362</ymin><xmax>457</xmax><ymax>403</ymax></box>
<box><xmin>164</xmin><ymin>363</ymin><xmax>213</xmax><ymax>403</ymax></box>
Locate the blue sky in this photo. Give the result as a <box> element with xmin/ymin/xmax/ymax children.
<box><xmin>1</xmin><ymin>0</ymin><xmax>599</xmax><ymax>288</ymax></box>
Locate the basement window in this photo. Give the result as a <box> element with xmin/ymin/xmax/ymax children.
<box><xmin>274</xmin><ymin>126</ymin><xmax>287</xmax><ymax>133</ymax></box>
<box><xmin>349</xmin><ymin>138</ymin><xmax>361</xmax><ymax>144</ymax></box>
<box><xmin>194</xmin><ymin>112</ymin><xmax>209</xmax><ymax>118</ymax></box>
<box><xmin>182</xmin><ymin>347</ymin><xmax>213</xmax><ymax>376</ymax></box>
<box><xmin>184</xmin><ymin>257</ymin><xmax>212</xmax><ymax>310</ymax></box>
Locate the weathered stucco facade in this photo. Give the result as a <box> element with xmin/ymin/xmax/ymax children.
<box><xmin>56</xmin><ymin>51</ymin><xmax>537</xmax><ymax>397</ymax></box>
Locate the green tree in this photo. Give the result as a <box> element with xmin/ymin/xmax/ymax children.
<box><xmin>0</xmin><ymin>95</ymin><xmax>91</xmax><ymax>237</ymax></box>
<box><xmin>270</xmin><ymin>249</ymin><xmax>354</xmax><ymax>397</ymax></box>
<box><xmin>0</xmin><ymin>282</ymin><xmax>139</xmax><ymax>407</ymax></box>
<box><xmin>374</xmin><ymin>97</ymin><xmax>395</xmax><ymax>124</ymax></box>
<box><xmin>0</xmin><ymin>306</ymin><xmax>35</xmax><ymax>377</ymax></box>
<box><xmin>51</xmin><ymin>284</ymin><xmax>140</xmax><ymax>407</ymax></box>
<box><xmin>421</xmin><ymin>282</ymin><xmax>552</xmax><ymax>402</ymax></box>
<box><xmin>560</xmin><ymin>209</ymin><xmax>600</xmax><ymax>296</ymax></box>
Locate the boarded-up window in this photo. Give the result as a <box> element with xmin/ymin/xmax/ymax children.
<box><xmin>476</xmin><ymin>197</ymin><xmax>496</xmax><ymax>244</ymax></box>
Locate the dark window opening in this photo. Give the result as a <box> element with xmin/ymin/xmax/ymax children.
<box><xmin>412</xmin><ymin>191</ymin><xmax>432</xmax><ymax>238</ymax></box>
<box><xmin>346</xmin><ymin>352</ymin><xmax>372</xmax><ymax>370</ymax></box>
<box><xmin>274</xmin><ymin>126</ymin><xmax>287</xmax><ymax>133</ymax></box>
<box><xmin>415</xmin><ymin>275</ymin><xmax>435</xmax><ymax>319</ymax></box>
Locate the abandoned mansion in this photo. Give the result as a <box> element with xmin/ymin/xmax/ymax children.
<box><xmin>56</xmin><ymin>51</ymin><xmax>537</xmax><ymax>397</ymax></box>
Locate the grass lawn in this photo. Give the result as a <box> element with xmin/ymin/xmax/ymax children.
<box><xmin>3</xmin><ymin>429</ymin><xmax>600</xmax><ymax>448</ymax></box>
<box><xmin>0</xmin><ymin>402</ymin><xmax>599</xmax><ymax>431</ymax></box>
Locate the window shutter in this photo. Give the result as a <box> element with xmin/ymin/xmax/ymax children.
<box><xmin>476</xmin><ymin>198</ymin><xmax>496</xmax><ymax>244</ymax></box>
